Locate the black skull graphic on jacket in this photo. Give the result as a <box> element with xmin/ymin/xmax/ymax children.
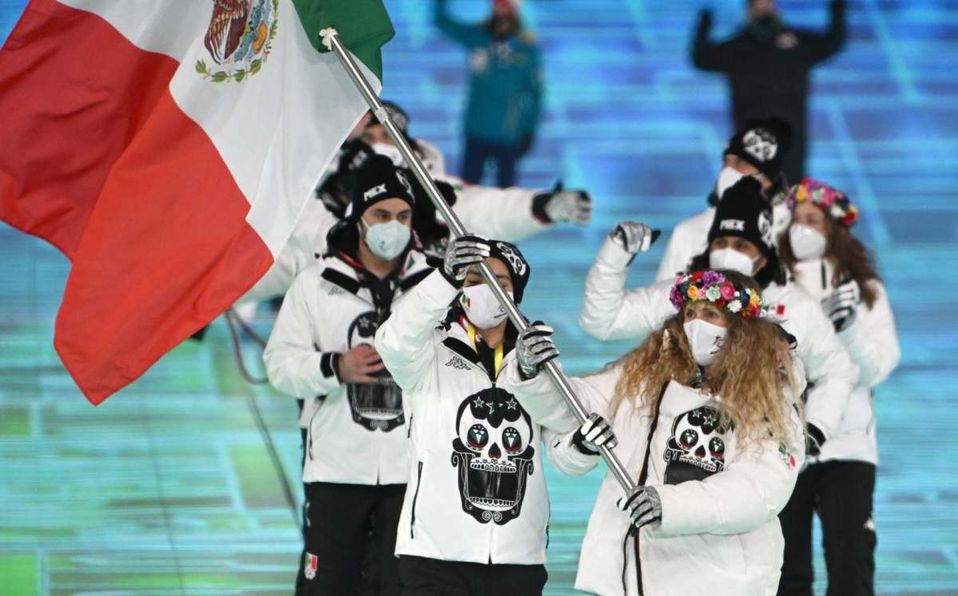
<box><xmin>346</xmin><ymin>311</ymin><xmax>404</xmax><ymax>432</ymax></box>
<box><xmin>663</xmin><ymin>405</ymin><xmax>733</xmax><ymax>485</ymax></box>
<box><xmin>451</xmin><ymin>387</ymin><xmax>535</xmax><ymax>524</ymax></box>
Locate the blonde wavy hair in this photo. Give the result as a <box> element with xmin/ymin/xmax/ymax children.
<box><xmin>612</xmin><ymin>278</ymin><xmax>801</xmax><ymax>445</ymax></box>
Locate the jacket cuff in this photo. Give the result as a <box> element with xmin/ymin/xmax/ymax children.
<box><xmin>531</xmin><ymin>191</ymin><xmax>552</xmax><ymax>224</ymax></box>
<box><xmin>596</xmin><ymin>235</ymin><xmax>635</xmax><ymax>270</ymax></box>
<box><xmin>320</xmin><ymin>352</ymin><xmax>342</xmax><ymax>384</ymax></box>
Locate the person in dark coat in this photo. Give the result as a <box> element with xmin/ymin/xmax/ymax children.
<box><xmin>691</xmin><ymin>0</ymin><xmax>847</xmax><ymax>182</ymax></box>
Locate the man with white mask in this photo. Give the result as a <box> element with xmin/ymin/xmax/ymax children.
<box><xmin>264</xmin><ymin>155</ymin><xmax>432</xmax><ymax>595</ymax></box>
<box><xmin>656</xmin><ymin>119</ymin><xmax>793</xmax><ymax>282</ymax></box>
<box><xmin>375</xmin><ymin>236</ymin><xmax>565</xmax><ymax>595</ymax></box>
<box><xmin>580</xmin><ymin>177</ymin><xmax>858</xmax><ymax>465</ymax></box>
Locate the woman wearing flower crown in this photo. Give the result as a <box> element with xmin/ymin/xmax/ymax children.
<box><xmin>508</xmin><ymin>269</ymin><xmax>806</xmax><ymax>596</ymax></box>
<box><xmin>775</xmin><ymin>179</ymin><xmax>900</xmax><ymax>596</ymax></box>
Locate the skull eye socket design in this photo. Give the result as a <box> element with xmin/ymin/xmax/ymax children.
<box><xmin>709</xmin><ymin>437</ymin><xmax>725</xmax><ymax>459</ymax></box>
<box><xmin>502</xmin><ymin>427</ymin><xmax>524</xmax><ymax>454</ymax></box>
<box><xmin>467</xmin><ymin>424</ymin><xmax>489</xmax><ymax>451</ymax></box>
<box><xmin>679</xmin><ymin>429</ymin><xmax>699</xmax><ymax>449</ymax></box>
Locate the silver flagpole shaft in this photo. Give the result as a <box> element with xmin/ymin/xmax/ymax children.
<box><xmin>321</xmin><ymin>29</ymin><xmax>635</xmax><ymax>495</ymax></box>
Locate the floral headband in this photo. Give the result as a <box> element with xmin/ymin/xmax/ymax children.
<box><xmin>785</xmin><ymin>178</ymin><xmax>858</xmax><ymax>227</ymax></box>
<box><xmin>669</xmin><ymin>270</ymin><xmax>762</xmax><ymax>320</ymax></box>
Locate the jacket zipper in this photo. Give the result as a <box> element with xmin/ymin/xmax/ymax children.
<box><xmin>410</xmin><ymin>461</ymin><xmax>423</xmax><ymax>539</ymax></box>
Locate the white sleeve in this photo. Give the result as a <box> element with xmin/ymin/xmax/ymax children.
<box><xmin>374</xmin><ymin>269</ymin><xmax>457</xmax><ymax>394</ymax></box>
<box><xmin>580</xmin><ymin>237</ymin><xmax>676</xmax><ymax>341</ymax></box>
<box><xmin>655</xmin><ymin>405</ymin><xmax>805</xmax><ymax>537</ymax></box>
<box><xmin>447</xmin><ymin>177</ymin><xmax>550</xmax><ymax>242</ymax></box>
<box><xmin>545</xmin><ymin>428</ymin><xmax>602</xmax><ymax>477</ymax></box>
<box><xmin>790</xmin><ymin>292</ymin><xmax>859</xmax><ymax>440</ymax></box>
<box><xmin>263</xmin><ymin>271</ymin><xmax>342</xmax><ymax>398</ymax></box>
<box><xmin>839</xmin><ymin>281</ymin><xmax>900</xmax><ymax>388</ymax></box>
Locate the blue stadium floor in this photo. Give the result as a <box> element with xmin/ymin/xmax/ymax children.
<box><xmin>1</xmin><ymin>1</ymin><xmax>957</xmax><ymax>594</ymax></box>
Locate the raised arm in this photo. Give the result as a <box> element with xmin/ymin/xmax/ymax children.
<box><xmin>580</xmin><ymin>226</ymin><xmax>672</xmax><ymax>342</ymax></box>
<box><xmin>433</xmin><ymin>0</ymin><xmax>488</xmax><ymax>48</ymax></box>
<box><xmin>800</xmin><ymin>0</ymin><xmax>847</xmax><ymax>65</ymax></box>
<box><xmin>690</xmin><ymin>8</ymin><xmax>735</xmax><ymax>72</ymax></box>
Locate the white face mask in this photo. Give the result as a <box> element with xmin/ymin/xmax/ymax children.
<box><xmin>371</xmin><ymin>142</ymin><xmax>406</xmax><ymax>168</ymax></box>
<box><xmin>709</xmin><ymin>247</ymin><xmax>759</xmax><ymax>276</ymax></box>
<box><xmin>362</xmin><ymin>217</ymin><xmax>410</xmax><ymax>261</ymax></box>
<box><xmin>715</xmin><ymin>166</ymin><xmax>746</xmax><ymax>199</ymax></box>
<box><xmin>460</xmin><ymin>284</ymin><xmax>510</xmax><ymax>329</ymax></box>
<box><xmin>683</xmin><ymin>319</ymin><xmax>728</xmax><ymax>367</ymax></box>
<box><xmin>788</xmin><ymin>224</ymin><xmax>827</xmax><ymax>261</ymax></box>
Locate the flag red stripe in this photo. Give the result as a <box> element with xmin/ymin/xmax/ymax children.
<box><xmin>0</xmin><ymin>0</ymin><xmax>178</xmax><ymax>258</ymax></box>
<box><xmin>54</xmin><ymin>87</ymin><xmax>273</xmax><ymax>405</ymax></box>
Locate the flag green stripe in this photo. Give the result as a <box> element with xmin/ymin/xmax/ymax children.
<box><xmin>292</xmin><ymin>0</ymin><xmax>394</xmax><ymax>81</ymax></box>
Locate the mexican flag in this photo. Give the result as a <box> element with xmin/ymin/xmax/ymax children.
<box><xmin>0</xmin><ymin>0</ymin><xmax>393</xmax><ymax>404</ymax></box>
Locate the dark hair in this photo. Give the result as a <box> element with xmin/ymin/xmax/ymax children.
<box><xmin>778</xmin><ymin>219</ymin><xmax>880</xmax><ymax>308</ymax></box>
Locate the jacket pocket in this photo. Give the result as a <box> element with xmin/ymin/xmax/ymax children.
<box><xmin>410</xmin><ymin>461</ymin><xmax>423</xmax><ymax>539</ymax></box>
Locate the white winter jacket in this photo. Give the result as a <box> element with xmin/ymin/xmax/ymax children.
<box><xmin>580</xmin><ymin>237</ymin><xmax>859</xmax><ymax>442</ymax></box>
<box><xmin>375</xmin><ymin>270</ymin><xmax>554</xmax><ymax>565</ymax></box>
<box><xmin>791</xmin><ymin>260</ymin><xmax>900</xmax><ymax>464</ymax></box>
<box><xmin>655</xmin><ymin>199</ymin><xmax>792</xmax><ymax>283</ymax></box>
<box><xmin>507</xmin><ymin>364</ymin><xmax>804</xmax><ymax>596</ymax></box>
<box><xmin>263</xmin><ymin>251</ymin><xmax>432</xmax><ymax>485</ymax></box>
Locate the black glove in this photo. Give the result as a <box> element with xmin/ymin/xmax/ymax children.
<box><xmin>617</xmin><ymin>486</ymin><xmax>662</xmax><ymax>529</ymax></box>
<box><xmin>571</xmin><ymin>413</ymin><xmax>618</xmax><ymax>455</ymax></box>
<box><xmin>440</xmin><ymin>235</ymin><xmax>490</xmax><ymax>286</ymax></box>
<box><xmin>515</xmin><ymin>322</ymin><xmax>559</xmax><ymax>379</ymax></box>
<box><xmin>806</xmin><ymin>423</ymin><xmax>826</xmax><ymax>458</ymax></box>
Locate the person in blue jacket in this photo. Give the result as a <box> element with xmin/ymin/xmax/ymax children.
<box><xmin>434</xmin><ymin>0</ymin><xmax>542</xmax><ymax>188</ymax></box>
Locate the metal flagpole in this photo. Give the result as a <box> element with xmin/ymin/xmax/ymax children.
<box><xmin>320</xmin><ymin>28</ymin><xmax>635</xmax><ymax>495</ymax></box>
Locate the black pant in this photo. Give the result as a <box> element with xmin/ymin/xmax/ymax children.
<box><xmin>778</xmin><ymin>461</ymin><xmax>877</xmax><ymax>596</ymax></box>
<box><xmin>461</xmin><ymin>136</ymin><xmax>520</xmax><ymax>188</ymax></box>
<box><xmin>297</xmin><ymin>482</ymin><xmax>406</xmax><ymax>596</ymax></box>
<box><xmin>398</xmin><ymin>555</ymin><xmax>547</xmax><ymax>596</ymax></box>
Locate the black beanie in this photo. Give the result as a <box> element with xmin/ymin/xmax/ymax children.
<box><xmin>488</xmin><ymin>240</ymin><xmax>531</xmax><ymax>303</ymax></box>
<box><xmin>347</xmin><ymin>154</ymin><xmax>415</xmax><ymax>222</ymax></box>
<box><xmin>707</xmin><ymin>177</ymin><xmax>774</xmax><ymax>257</ymax></box>
<box><xmin>724</xmin><ymin>118</ymin><xmax>792</xmax><ymax>182</ymax></box>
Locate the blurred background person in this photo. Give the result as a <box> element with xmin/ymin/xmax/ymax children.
<box><xmin>434</xmin><ymin>0</ymin><xmax>542</xmax><ymax>187</ymax></box>
<box><xmin>691</xmin><ymin>0</ymin><xmax>847</xmax><ymax>182</ymax></box>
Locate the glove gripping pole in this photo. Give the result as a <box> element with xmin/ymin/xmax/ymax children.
<box><xmin>321</xmin><ymin>28</ymin><xmax>635</xmax><ymax>495</ymax></box>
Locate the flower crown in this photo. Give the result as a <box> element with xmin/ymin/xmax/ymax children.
<box><xmin>785</xmin><ymin>178</ymin><xmax>858</xmax><ymax>227</ymax></box>
<box><xmin>669</xmin><ymin>270</ymin><xmax>762</xmax><ymax>320</ymax></box>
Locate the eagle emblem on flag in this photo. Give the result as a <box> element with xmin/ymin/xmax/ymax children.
<box><xmin>196</xmin><ymin>0</ymin><xmax>279</xmax><ymax>83</ymax></box>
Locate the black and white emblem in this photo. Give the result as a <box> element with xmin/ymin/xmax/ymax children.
<box><xmin>742</xmin><ymin>128</ymin><xmax>778</xmax><ymax>163</ymax></box>
<box><xmin>663</xmin><ymin>406</ymin><xmax>733</xmax><ymax>485</ymax></box>
<box><xmin>451</xmin><ymin>388</ymin><xmax>535</xmax><ymax>525</ymax></box>
<box><xmin>346</xmin><ymin>311</ymin><xmax>404</xmax><ymax>432</ymax></box>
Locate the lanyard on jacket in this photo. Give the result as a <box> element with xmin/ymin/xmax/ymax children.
<box><xmin>466</xmin><ymin>323</ymin><xmax>503</xmax><ymax>377</ymax></box>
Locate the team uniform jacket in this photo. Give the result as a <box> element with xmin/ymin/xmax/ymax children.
<box><xmin>580</xmin><ymin>237</ymin><xmax>859</xmax><ymax>442</ymax></box>
<box><xmin>263</xmin><ymin>250</ymin><xmax>432</xmax><ymax>485</ymax></box>
<box><xmin>506</xmin><ymin>363</ymin><xmax>805</xmax><ymax>596</ymax></box>
<box><xmin>375</xmin><ymin>270</ymin><xmax>555</xmax><ymax>565</ymax></box>
<box><xmin>655</xmin><ymin>199</ymin><xmax>792</xmax><ymax>283</ymax></box>
<box><xmin>791</xmin><ymin>259</ymin><xmax>900</xmax><ymax>464</ymax></box>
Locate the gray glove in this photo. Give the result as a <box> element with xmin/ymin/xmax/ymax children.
<box><xmin>571</xmin><ymin>413</ymin><xmax>618</xmax><ymax>455</ymax></box>
<box><xmin>516</xmin><ymin>323</ymin><xmax>559</xmax><ymax>379</ymax></box>
<box><xmin>822</xmin><ymin>279</ymin><xmax>859</xmax><ymax>332</ymax></box>
<box><xmin>610</xmin><ymin>221</ymin><xmax>660</xmax><ymax>255</ymax></box>
<box><xmin>442</xmin><ymin>234</ymin><xmax>490</xmax><ymax>284</ymax></box>
<box><xmin>617</xmin><ymin>485</ymin><xmax>662</xmax><ymax>529</ymax></box>
<box><xmin>544</xmin><ymin>189</ymin><xmax>592</xmax><ymax>225</ymax></box>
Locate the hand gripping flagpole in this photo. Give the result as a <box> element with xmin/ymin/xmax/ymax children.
<box><xmin>320</xmin><ymin>29</ymin><xmax>635</xmax><ymax>495</ymax></box>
